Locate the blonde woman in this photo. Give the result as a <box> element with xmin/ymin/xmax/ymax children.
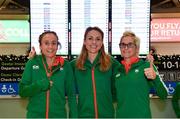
<box><xmin>114</xmin><ymin>31</ymin><xmax>168</xmax><ymax>118</ymax></box>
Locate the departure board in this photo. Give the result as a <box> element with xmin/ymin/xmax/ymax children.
<box><xmin>111</xmin><ymin>0</ymin><xmax>150</xmax><ymax>55</ymax></box>
<box><xmin>30</xmin><ymin>0</ymin><xmax>68</xmax><ymax>55</ymax></box>
<box><xmin>71</xmin><ymin>0</ymin><xmax>109</xmax><ymax>55</ymax></box>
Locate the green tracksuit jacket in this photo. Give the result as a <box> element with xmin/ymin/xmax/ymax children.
<box><xmin>114</xmin><ymin>59</ymin><xmax>168</xmax><ymax>118</ymax></box>
<box><xmin>172</xmin><ymin>82</ymin><xmax>180</xmax><ymax>118</ymax></box>
<box><xmin>19</xmin><ymin>55</ymin><xmax>77</xmax><ymax>118</ymax></box>
<box><xmin>70</xmin><ymin>52</ymin><xmax>119</xmax><ymax>118</ymax></box>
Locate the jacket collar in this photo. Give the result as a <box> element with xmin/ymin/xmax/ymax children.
<box><xmin>121</xmin><ymin>57</ymin><xmax>143</xmax><ymax>73</ymax></box>
<box><xmin>85</xmin><ymin>51</ymin><xmax>101</xmax><ymax>68</ymax></box>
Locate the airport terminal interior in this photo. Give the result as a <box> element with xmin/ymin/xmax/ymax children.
<box><xmin>0</xmin><ymin>0</ymin><xmax>180</xmax><ymax>118</ymax></box>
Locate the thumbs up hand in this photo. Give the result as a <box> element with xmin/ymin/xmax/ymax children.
<box><xmin>144</xmin><ymin>54</ymin><xmax>157</xmax><ymax>80</ymax></box>
<box><xmin>28</xmin><ymin>46</ymin><xmax>36</xmax><ymax>59</ymax></box>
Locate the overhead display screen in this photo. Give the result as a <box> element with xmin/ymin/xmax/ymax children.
<box><xmin>71</xmin><ymin>0</ymin><xmax>109</xmax><ymax>55</ymax></box>
<box><xmin>30</xmin><ymin>0</ymin><xmax>68</xmax><ymax>55</ymax></box>
<box><xmin>0</xmin><ymin>20</ymin><xmax>29</xmax><ymax>43</ymax></box>
<box><xmin>151</xmin><ymin>18</ymin><xmax>180</xmax><ymax>42</ymax></box>
<box><xmin>111</xmin><ymin>0</ymin><xmax>150</xmax><ymax>55</ymax></box>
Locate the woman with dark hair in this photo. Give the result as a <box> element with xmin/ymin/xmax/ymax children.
<box><xmin>19</xmin><ymin>31</ymin><xmax>77</xmax><ymax>118</ymax></box>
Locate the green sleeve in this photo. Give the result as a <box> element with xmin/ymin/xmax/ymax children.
<box><xmin>65</xmin><ymin>61</ymin><xmax>78</xmax><ymax>118</ymax></box>
<box><xmin>70</xmin><ymin>59</ymin><xmax>78</xmax><ymax>94</ymax></box>
<box><xmin>18</xmin><ymin>59</ymin><xmax>50</xmax><ymax>97</ymax></box>
<box><xmin>172</xmin><ymin>83</ymin><xmax>180</xmax><ymax>118</ymax></box>
<box><xmin>151</xmin><ymin>64</ymin><xmax>168</xmax><ymax>99</ymax></box>
<box><xmin>111</xmin><ymin>57</ymin><xmax>120</xmax><ymax>103</ymax></box>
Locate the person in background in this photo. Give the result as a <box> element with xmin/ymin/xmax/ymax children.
<box><xmin>149</xmin><ymin>46</ymin><xmax>159</xmax><ymax>61</ymax></box>
<box><xmin>19</xmin><ymin>31</ymin><xmax>77</xmax><ymax>118</ymax></box>
<box><xmin>149</xmin><ymin>47</ymin><xmax>156</xmax><ymax>56</ymax></box>
<box><xmin>172</xmin><ymin>82</ymin><xmax>180</xmax><ymax>118</ymax></box>
<box><xmin>114</xmin><ymin>31</ymin><xmax>168</xmax><ymax>118</ymax></box>
<box><xmin>70</xmin><ymin>26</ymin><xmax>119</xmax><ymax>118</ymax></box>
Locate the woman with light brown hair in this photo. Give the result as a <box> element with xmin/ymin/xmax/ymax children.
<box><xmin>70</xmin><ymin>26</ymin><xmax>119</xmax><ymax>118</ymax></box>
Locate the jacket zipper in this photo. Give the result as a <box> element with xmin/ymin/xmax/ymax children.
<box><xmin>91</xmin><ymin>67</ymin><xmax>98</xmax><ymax>118</ymax></box>
<box><xmin>42</xmin><ymin>57</ymin><xmax>51</xmax><ymax>119</ymax></box>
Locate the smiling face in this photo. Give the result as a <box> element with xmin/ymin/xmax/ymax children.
<box><xmin>40</xmin><ymin>33</ymin><xmax>58</xmax><ymax>58</ymax></box>
<box><xmin>84</xmin><ymin>29</ymin><xmax>103</xmax><ymax>55</ymax></box>
<box><xmin>120</xmin><ymin>36</ymin><xmax>139</xmax><ymax>60</ymax></box>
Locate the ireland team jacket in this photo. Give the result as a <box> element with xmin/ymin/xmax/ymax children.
<box><xmin>19</xmin><ymin>55</ymin><xmax>78</xmax><ymax>118</ymax></box>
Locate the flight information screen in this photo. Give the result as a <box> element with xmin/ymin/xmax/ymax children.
<box><xmin>30</xmin><ymin>0</ymin><xmax>68</xmax><ymax>55</ymax></box>
<box><xmin>111</xmin><ymin>0</ymin><xmax>150</xmax><ymax>55</ymax></box>
<box><xmin>71</xmin><ymin>0</ymin><xmax>109</xmax><ymax>55</ymax></box>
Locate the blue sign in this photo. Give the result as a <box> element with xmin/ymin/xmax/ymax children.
<box><xmin>165</xmin><ymin>82</ymin><xmax>177</xmax><ymax>95</ymax></box>
<box><xmin>150</xmin><ymin>81</ymin><xmax>177</xmax><ymax>96</ymax></box>
<box><xmin>0</xmin><ymin>83</ymin><xmax>18</xmax><ymax>95</ymax></box>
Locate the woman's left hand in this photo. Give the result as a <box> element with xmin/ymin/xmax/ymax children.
<box><xmin>28</xmin><ymin>46</ymin><xmax>36</xmax><ymax>59</ymax></box>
